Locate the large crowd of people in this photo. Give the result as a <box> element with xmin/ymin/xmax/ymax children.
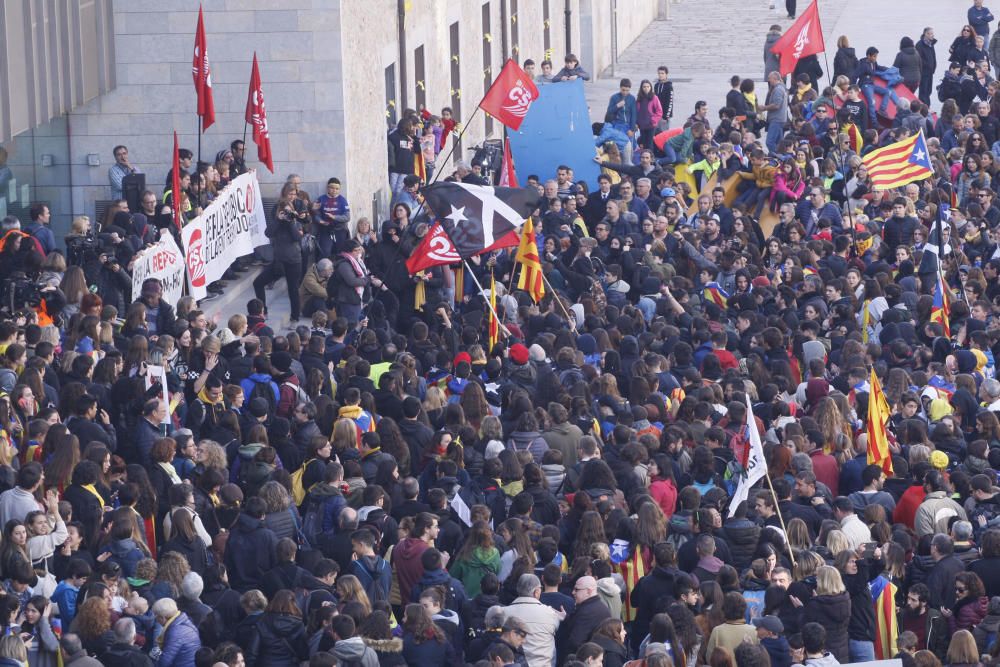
<box><xmin>0</xmin><ymin>2</ymin><xmax>999</xmax><ymax>667</ymax></box>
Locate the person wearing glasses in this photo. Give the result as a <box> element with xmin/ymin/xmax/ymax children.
<box><xmin>560</xmin><ymin>576</ymin><xmax>611</xmax><ymax>657</ymax></box>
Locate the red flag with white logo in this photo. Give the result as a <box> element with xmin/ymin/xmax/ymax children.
<box><xmin>405</xmin><ymin>221</ymin><xmax>519</xmax><ymax>275</ymax></box>
<box><xmin>192</xmin><ymin>5</ymin><xmax>215</xmax><ymax>131</ymax></box>
<box><xmin>498</xmin><ymin>138</ymin><xmax>518</xmax><ymax>188</ymax></box>
<box><xmin>479</xmin><ymin>59</ymin><xmax>539</xmax><ymax>131</ymax></box>
<box><xmin>769</xmin><ymin>0</ymin><xmax>825</xmax><ymax>77</ymax></box>
<box><xmin>245</xmin><ymin>52</ymin><xmax>274</xmax><ymax>173</ymax></box>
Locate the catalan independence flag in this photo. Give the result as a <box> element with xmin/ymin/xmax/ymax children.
<box><xmin>515</xmin><ymin>217</ymin><xmax>545</xmax><ymax>303</ymax></box>
<box><xmin>862</xmin><ymin>130</ymin><xmax>933</xmax><ymax>190</ymax></box>
<box><xmin>930</xmin><ymin>271</ymin><xmax>951</xmax><ymax>337</ymax></box>
<box><xmin>844</xmin><ymin>121</ymin><xmax>864</xmax><ymax>154</ymax></box>
<box><xmin>871</xmin><ymin>576</ymin><xmax>898</xmax><ymax>659</ymax></box>
<box><xmin>867</xmin><ymin>368</ymin><xmax>893</xmax><ymax>476</ymax></box>
<box><xmin>703</xmin><ymin>281</ymin><xmax>729</xmax><ymax>308</ymax></box>
<box><xmin>610</xmin><ymin>539</ymin><xmax>648</xmax><ymax>623</ymax></box>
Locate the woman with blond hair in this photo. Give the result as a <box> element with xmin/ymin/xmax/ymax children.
<box><xmin>335</xmin><ymin>574</ymin><xmax>373</xmax><ymax>617</ymax></box>
<box><xmin>799</xmin><ymin>565</ymin><xmax>850</xmax><ymax>662</ymax></box>
<box><xmin>945</xmin><ymin>629</ymin><xmax>983</xmax><ymax>667</ymax></box>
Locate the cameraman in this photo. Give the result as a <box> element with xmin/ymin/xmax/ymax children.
<box><xmin>253</xmin><ymin>185</ymin><xmax>308</xmax><ymax>321</ymax></box>
<box><xmin>95</xmin><ymin>250</ymin><xmax>132</xmax><ymax>314</ymax></box>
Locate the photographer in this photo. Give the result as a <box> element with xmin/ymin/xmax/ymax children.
<box><xmin>252</xmin><ymin>183</ymin><xmax>307</xmax><ymax>321</ymax></box>
<box><xmin>0</xmin><ymin>229</ymin><xmax>44</xmax><ymax>284</ymax></box>
<box><xmin>95</xmin><ymin>250</ymin><xmax>132</xmax><ymax>314</ymax></box>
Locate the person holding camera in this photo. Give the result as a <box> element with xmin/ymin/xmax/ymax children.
<box><xmin>253</xmin><ymin>183</ymin><xmax>308</xmax><ymax>321</ymax></box>
<box><xmin>95</xmin><ymin>250</ymin><xmax>131</xmax><ymax>315</ymax></box>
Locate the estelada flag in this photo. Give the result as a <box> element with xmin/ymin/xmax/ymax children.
<box><xmin>930</xmin><ymin>271</ymin><xmax>951</xmax><ymax>337</ymax></box>
<box><xmin>479</xmin><ymin>59</ymin><xmax>539</xmax><ymax>131</ymax></box>
<box><xmin>192</xmin><ymin>5</ymin><xmax>215</xmax><ymax>131</ymax></box>
<box><xmin>499</xmin><ymin>139</ymin><xmax>518</xmax><ymax>188</ymax></box>
<box><xmin>245</xmin><ymin>52</ymin><xmax>274</xmax><ymax>172</ymax></box>
<box><xmin>862</xmin><ymin>130</ymin><xmax>933</xmax><ymax>190</ymax></box>
<box><xmin>769</xmin><ymin>0</ymin><xmax>825</xmax><ymax>77</ymax></box>
<box><xmin>405</xmin><ymin>221</ymin><xmax>518</xmax><ymax>275</ymax></box>
<box><xmin>867</xmin><ymin>368</ymin><xmax>894</xmax><ymax>475</ymax></box>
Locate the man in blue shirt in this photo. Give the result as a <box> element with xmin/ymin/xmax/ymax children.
<box><xmin>854</xmin><ymin>47</ymin><xmax>901</xmax><ymax>126</ymax></box>
<box><xmin>313</xmin><ymin>177</ymin><xmax>351</xmax><ymax>257</ymax></box>
<box><xmin>606</xmin><ymin>79</ymin><xmax>638</xmax><ymax>151</ymax></box>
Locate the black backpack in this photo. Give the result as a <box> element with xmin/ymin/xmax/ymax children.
<box><xmin>247</xmin><ymin>378</ymin><xmax>277</xmax><ymax>415</ymax></box>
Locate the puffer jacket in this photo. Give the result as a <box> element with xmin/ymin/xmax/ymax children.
<box><xmin>541</xmin><ymin>422</ymin><xmax>583</xmax><ymax>468</ymax></box>
<box><xmin>263</xmin><ymin>508</ymin><xmax>299</xmax><ymax>543</ymax></box>
<box><xmin>507</xmin><ymin>430</ymin><xmax>548</xmax><ymax>464</ymax></box>
<box><xmin>950</xmin><ymin>595</ymin><xmax>989</xmax><ymax>633</ymax></box>
<box><xmin>99</xmin><ymin>538</ymin><xmax>145</xmax><ymax>578</ymax></box>
<box><xmin>159</xmin><ymin>612</ymin><xmax>201</xmax><ymax>667</ymax></box>
<box><xmin>363</xmin><ymin>637</ymin><xmax>406</xmax><ymax>667</ymax></box>
<box><xmin>722</xmin><ymin>518</ymin><xmax>762</xmax><ymax>573</ymax></box>
<box><xmin>915</xmin><ymin>491</ymin><xmax>968</xmax><ymax>537</ymax></box>
<box><xmin>803</xmin><ymin>592</ymin><xmax>851</xmax><ymax>663</ymax></box>
<box><xmin>256</xmin><ymin>612</ymin><xmax>309</xmax><ymax>667</ymax></box>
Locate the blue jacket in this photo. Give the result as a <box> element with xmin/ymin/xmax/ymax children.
<box><xmin>970</xmin><ymin>5</ymin><xmax>995</xmax><ymax>37</ymax></box>
<box><xmin>51</xmin><ymin>581</ymin><xmax>79</xmax><ymax>626</ymax></box>
<box><xmin>402</xmin><ymin>632</ymin><xmax>458</xmax><ymax>667</ymax></box>
<box><xmin>410</xmin><ymin>567</ymin><xmax>468</xmax><ymax>613</ymax></box>
<box><xmin>99</xmin><ymin>538</ymin><xmax>145</xmax><ymax>578</ymax></box>
<box><xmin>240</xmin><ymin>373</ymin><xmax>280</xmax><ymax>407</ymax></box>
<box><xmin>159</xmin><ymin>612</ymin><xmax>201</xmax><ymax>667</ymax></box>
<box><xmin>761</xmin><ymin>636</ymin><xmax>792</xmax><ymax>667</ymax></box>
<box><xmin>606</xmin><ymin>92</ymin><xmax>638</xmax><ymax>132</ymax></box>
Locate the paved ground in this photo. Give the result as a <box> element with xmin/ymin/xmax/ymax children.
<box><xmin>215</xmin><ymin>0</ymin><xmax>972</xmax><ymax>331</ymax></box>
<box><xmin>585</xmin><ymin>0</ymin><xmax>970</xmax><ymax>124</ymax></box>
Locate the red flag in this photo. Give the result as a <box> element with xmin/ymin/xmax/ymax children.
<box><xmin>769</xmin><ymin>0</ymin><xmax>825</xmax><ymax>77</ymax></box>
<box><xmin>479</xmin><ymin>59</ymin><xmax>539</xmax><ymax>130</ymax></box>
<box><xmin>406</xmin><ymin>222</ymin><xmax>518</xmax><ymax>275</ymax></box>
<box><xmin>192</xmin><ymin>5</ymin><xmax>215</xmax><ymax>131</ymax></box>
<box><xmin>499</xmin><ymin>139</ymin><xmax>518</xmax><ymax>188</ymax></box>
<box><xmin>245</xmin><ymin>52</ymin><xmax>274</xmax><ymax>172</ymax></box>
<box><xmin>172</xmin><ymin>132</ymin><xmax>182</xmax><ymax>230</ymax></box>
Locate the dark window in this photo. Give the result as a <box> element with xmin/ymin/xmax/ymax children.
<box><xmin>414</xmin><ymin>45</ymin><xmax>426</xmax><ymax>111</ymax></box>
<box><xmin>450</xmin><ymin>22</ymin><xmax>462</xmax><ymax>154</ymax></box>
<box><xmin>482</xmin><ymin>3</ymin><xmax>493</xmax><ymax>137</ymax></box>
<box><xmin>384</xmin><ymin>63</ymin><xmax>397</xmax><ymax>129</ymax></box>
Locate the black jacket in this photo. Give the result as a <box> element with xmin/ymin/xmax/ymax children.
<box><xmin>843</xmin><ymin>557</ymin><xmax>881</xmax><ymax>642</ymax></box>
<box><xmin>916</xmin><ymin>38</ymin><xmax>938</xmax><ymax>78</ymax></box>
<box><xmin>267</xmin><ymin>202</ymin><xmax>306</xmax><ymax>264</ymax></box>
<box><xmin>332</xmin><ymin>254</ymin><xmax>370</xmax><ymax>306</ymax></box>
<box><xmin>722</xmin><ymin>518</ymin><xmax>761</xmax><ymax>573</ymax></box>
<box><xmin>63</xmin><ymin>483</ymin><xmax>105</xmax><ymax>552</ymax></box>
<box><xmin>101</xmin><ymin>641</ymin><xmax>153</xmax><ymax>667</ymax></box>
<box><xmin>66</xmin><ymin>415</ymin><xmax>116</xmax><ymax>453</ymax></box>
<box><xmin>234</xmin><ymin>613</ymin><xmax>263</xmax><ymax>667</ymax></box>
<box><xmin>255</xmin><ymin>612</ymin><xmax>309</xmax><ymax>667</ymax></box>
<box><xmin>224</xmin><ymin>513</ymin><xmax>280</xmax><ymax>592</ymax></box>
<box><xmin>387</xmin><ymin>128</ymin><xmax>418</xmax><ymax>175</ymax></box>
<box><xmin>894</xmin><ymin>46</ymin><xmax>923</xmax><ymax>84</ymax></box>
<box><xmin>834</xmin><ymin>47</ymin><xmax>859</xmax><ymax>81</ymax></box>
<box><xmin>803</xmin><ymin>592</ymin><xmax>851</xmax><ymax>663</ymax></box>
<box><xmin>159</xmin><ymin>535</ymin><xmax>209</xmax><ymax>576</ymax></box>
<box><xmin>560</xmin><ymin>595</ymin><xmax>612</xmax><ymax>655</ymax></box>
<box><xmin>630</xmin><ymin>567</ymin><xmax>677</xmax><ymax>652</ymax></box>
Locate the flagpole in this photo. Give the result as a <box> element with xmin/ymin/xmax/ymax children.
<box><xmin>462</xmin><ymin>258</ymin><xmax>508</xmax><ymax>337</ymax></box>
<box><xmin>764</xmin><ymin>470</ymin><xmax>798</xmax><ymax>568</ymax></box>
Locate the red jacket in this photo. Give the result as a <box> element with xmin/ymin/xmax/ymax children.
<box><xmin>893</xmin><ymin>485</ymin><xmax>926</xmax><ymax>530</ymax></box>
<box><xmin>649</xmin><ymin>477</ymin><xmax>677</xmax><ymax>519</ymax></box>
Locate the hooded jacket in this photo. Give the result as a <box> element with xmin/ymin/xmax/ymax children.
<box><xmin>723</xmin><ymin>517</ymin><xmax>762</xmax><ymax>573</ymax></box>
<box><xmin>507</xmin><ymin>429</ymin><xmax>548</xmax><ymax>464</ymax></box>
<box><xmin>392</xmin><ymin>537</ymin><xmax>430</xmax><ymax>605</ymax></box>
<box><xmin>256</xmin><ymin>612</ymin><xmax>309</xmax><ymax>667</ymax></box>
<box><xmin>332</xmin><ymin>636</ymin><xmax>379</xmax><ymax>667</ymax></box>
<box><xmin>363</xmin><ymin>637</ymin><xmax>406</xmax><ymax>666</ymax></box>
<box><xmin>449</xmin><ymin>547</ymin><xmax>501</xmax><ymax>598</ymax></box>
<box><xmin>99</xmin><ymin>538</ymin><xmax>144</xmax><ymax>578</ymax></box>
<box><xmin>411</xmin><ymin>567</ymin><xmax>468</xmax><ymax>614</ymax></box>
<box><xmin>224</xmin><ymin>513</ymin><xmax>279</xmax><ymax>592</ymax></box>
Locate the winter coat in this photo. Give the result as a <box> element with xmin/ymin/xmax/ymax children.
<box><xmin>98</xmin><ymin>538</ymin><xmax>145</xmax><ymax>578</ymax></box>
<box><xmin>101</xmin><ymin>641</ymin><xmax>153</xmax><ymax>667</ymax></box>
<box><xmin>950</xmin><ymin>595</ymin><xmax>989</xmax><ymax>633</ymax></box>
<box><xmin>894</xmin><ymin>46</ymin><xmax>923</xmax><ymax>84</ymax></box>
<box><xmin>803</xmin><ymin>592</ymin><xmax>851</xmax><ymax>663</ymax></box>
<box><xmin>917</xmin><ymin>37</ymin><xmax>938</xmax><ymax>77</ymax></box>
<box><xmin>504</xmin><ymin>596</ymin><xmax>562</xmax><ymax>666</ymax></box>
<box><xmin>159</xmin><ymin>535</ymin><xmax>209</xmax><ymax>579</ymax></box>
<box><xmin>387</xmin><ymin>128</ymin><xmax>418</xmax><ymax>175</ymax></box>
<box><xmin>159</xmin><ymin>612</ymin><xmax>202</xmax><ymax>667</ymax></box>
<box><xmin>507</xmin><ymin>430</ymin><xmax>549</xmax><ymax>464</ymax></box>
<box><xmin>970</xmin><ymin>556</ymin><xmax>1000</xmax><ymax>598</ymax></box>
<box><xmin>411</xmin><ymin>567</ymin><xmax>468</xmax><ymax>613</ymax></box>
<box><xmin>391</xmin><ymin>537</ymin><xmax>429</xmax><ymax>605</ymax></box>
<box><xmin>263</xmin><ymin>507</ymin><xmax>299</xmax><ymax>543</ymax></box>
<box><xmin>256</xmin><ymin>612</ymin><xmax>309</xmax><ymax>667</ymax></box>
<box><xmin>834</xmin><ymin>47</ymin><xmax>859</xmax><ymax>81</ymax></box>
<box><xmin>402</xmin><ymin>633</ymin><xmax>457</xmax><ymax>667</ymax></box>
<box><xmin>333</xmin><ymin>253</ymin><xmax>370</xmax><ymax>306</ymax></box>
<box><xmin>363</xmin><ymin>637</ymin><xmax>406</xmax><ymax>667</ymax></box>
<box><xmin>541</xmin><ymin>422</ymin><xmax>582</xmax><ymax>468</ymax></box>
<box><xmin>562</xmin><ymin>595</ymin><xmax>612</xmax><ymax>655</ymax></box>
<box><xmin>265</xmin><ymin>202</ymin><xmax>305</xmax><ymax>265</ymax></box>
<box><xmin>224</xmin><ymin>513</ymin><xmax>280</xmax><ymax>592</ymax></box>
<box><xmin>449</xmin><ymin>547</ymin><xmax>501</xmax><ymax>598</ymax></box>
<box><xmin>915</xmin><ymin>491</ymin><xmax>968</xmax><ymax>537</ymax></box>
<box><xmin>630</xmin><ymin>567</ymin><xmax>678</xmax><ymax>652</ymax></box>
<box><xmin>593</xmin><ymin>635</ymin><xmax>629</xmax><ymax>667</ymax></box>
<box><xmin>332</xmin><ymin>636</ymin><xmax>380</xmax><ymax>667</ymax></box>
<box><xmin>722</xmin><ymin>518</ymin><xmax>762</xmax><ymax>573</ymax></box>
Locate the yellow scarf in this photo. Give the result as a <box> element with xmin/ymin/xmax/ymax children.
<box><xmin>158</xmin><ymin>612</ymin><xmax>179</xmax><ymax>647</ymax></box>
<box><xmin>158</xmin><ymin>462</ymin><xmax>182</xmax><ymax>485</ymax></box>
<box><xmin>197</xmin><ymin>387</ymin><xmax>223</xmax><ymax>406</ymax></box>
<box><xmin>796</xmin><ymin>83</ymin><xmax>813</xmax><ymax>100</ymax></box>
<box><xmin>81</xmin><ymin>484</ymin><xmax>105</xmax><ymax>507</ymax></box>
<box><xmin>209</xmin><ymin>492</ymin><xmax>221</xmax><ymax>507</ymax></box>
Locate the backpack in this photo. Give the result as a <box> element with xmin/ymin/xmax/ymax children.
<box><xmin>290</xmin><ymin>459</ymin><xmax>315</xmax><ymax>506</ymax></box>
<box><xmin>249</xmin><ymin>320</ymin><xmax>268</xmax><ymax>335</ymax></box>
<box><xmin>355</xmin><ymin>557</ymin><xmax>390</xmax><ymax>603</ymax></box>
<box><xmin>359</xmin><ymin>510</ymin><xmax>390</xmax><ymax>554</ymax></box>
<box><xmin>247</xmin><ymin>378</ymin><xmax>277</xmax><ymax>415</ymax></box>
<box><xmin>280</xmin><ymin>381</ymin><xmax>309</xmax><ymax>418</ymax></box>
<box><xmin>666</xmin><ymin>510</ymin><xmax>693</xmax><ymax>551</ymax></box>
<box><xmin>558</xmin><ymin>367</ymin><xmax>585</xmax><ymax>390</ymax></box>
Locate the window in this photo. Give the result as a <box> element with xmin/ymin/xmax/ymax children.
<box><xmin>450</xmin><ymin>22</ymin><xmax>462</xmax><ymax>153</ymax></box>
<box><xmin>384</xmin><ymin>63</ymin><xmax>397</xmax><ymax>129</ymax></box>
<box><xmin>482</xmin><ymin>3</ymin><xmax>493</xmax><ymax>137</ymax></box>
<box><xmin>543</xmin><ymin>0</ymin><xmax>551</xmax><ymax>54</ymax></box>
<box><xmin>414</xmin><ymin>45</ymin><xmax>426</xmax><ymax>111</ymax></box>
